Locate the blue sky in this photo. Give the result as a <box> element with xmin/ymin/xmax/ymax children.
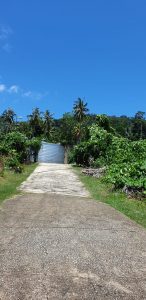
<box><xmin>0</xmin><ymin>0</ymin><xmax>146</xmax><ymax>119</ymax></box>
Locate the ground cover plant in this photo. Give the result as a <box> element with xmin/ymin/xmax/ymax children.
<box><xmin>74</xmin><ymin>167</ymin><xmax>146</xmax><ymax>228</ymax></box>
<box><xmin>0</xmin><ymin>163</ymin><xmax>37</xmax><ymax>204</ymax></box>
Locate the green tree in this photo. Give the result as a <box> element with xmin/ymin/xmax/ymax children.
<box><xmin>109</xmin><ymin>115</ymin><xmax>132</xmax><ymax>138</ymax></box>
<box><xmin>135</xmin><ymin>111</ymin><xmax>145</xmax><ymax>120</ymax></box>
<box><xmin>28</xmin><ymin>137</ymin><xmax>41</xmax><ymax>162</ymax></box>
<box><xmin>132</xmin><ymin>111</ymin><xmax>146</xmax><ymax>140</ymax></box>
<box><xmin>73</xmin><ymin>98</ymin><xmax>89</xmax><ymax>122</ymax></box>
<box><xmin>4</xmin><ymin>131</ymin><xmax>29</xmax><ymax>163</ymax></box>
<box><xmin>59</xmin><ymin>113</ymin><xmax>76</xmax><ymax>145</ymax></box>
<box><xmin>28</xmin><ymin>108</ymin><xmax>43</xmax><ymax>137</ymax></box>
<box><xmin>96</xmin><ymin>114</ymin><xmax>112</xmax><ymax>132</ymax></box>
<box><xmin>43</xmin><ymin>110</ymin><xmax>54</xmax><ymax>140</ymax></box>
<box><xmin>18</xmin><ymin>121</ymin><xmax>32</xmax><ymax>138</ymax></box>
<box><xmin>73</xmin><ymin>122</ymin><xmax>88</xmax><ymax>143</ymax></box>
<box><xmin>2</xmin><ymin>108</ymin><xmax>16</xmax><ymax>132</ymax></box>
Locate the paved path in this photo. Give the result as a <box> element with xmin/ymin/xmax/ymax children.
<box><xmin>0</xmin><ymin>164</ymin><xmax>146</xmax><ymax>299</ymax></box>
<box><xmin>20</xmin><ymin>163</ymin><xmax>90</xmax><ymax>197</ymax></box>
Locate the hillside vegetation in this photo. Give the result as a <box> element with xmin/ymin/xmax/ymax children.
<box><xmin>70</xmin><ymin>121</ymin><xmax>146</xmax><ymax>198</ymax></box>
<box><xmin>0</xmin><ymin>99</ymin><xmax>146</xmax><ymax>199</ymax></box>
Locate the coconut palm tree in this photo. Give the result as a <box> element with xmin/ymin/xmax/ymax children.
<box><xmin>43</xmin><ymin>110</ymin><xmax>54</xmax><ymax>140</ymax></box>
<box><xmin>73</xmin><ymin>98</ymin><xmax>89</xmax><ymax>122</ymax></box>
<box><xmin>27</xmin><ymin>108</ymin><xmax>43</xmax><ymax>137</ymax></box>
<box><xmin>2</xmin><ymin>108</ymin><xmax>16</xmax><ymax>124</ymax></box>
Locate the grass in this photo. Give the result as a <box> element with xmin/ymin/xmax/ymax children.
<box><xmin>74</xmin><ymin>166</ymin><xmax>146</xmax><ymax>228</ymax></box>
<box><xmin>0</xmin><ymin>163</ymin><xmax>37</xmax><ymax>204</ymax></box>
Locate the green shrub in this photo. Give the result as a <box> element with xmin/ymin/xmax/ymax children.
<box><xmin>0</xmin><ymin>132</ymin><xmax>41</xmax><ymax>169</ymax></box>
<box><xmin>104</xmin><ymin>161</ymin><xmax>146</xmax><ymax>189</ymax></box>
<box><xmin>0</xmin><ymin>156</ymin><xmax>4</xmax><ymax>176</ymax></box>
<box><xmin>70</xmin><ymin>123</ymin><xmax>146</xmax><ymax>195</ymax></box>
<box><xmin>92</xmin><ymin>157</ymin><xmax>107</xmax><ymax>168</ymax></box>
<box><xmin>28</xmin><ymin>138</ymin><xmax>41</xmax><ymax>162</ymax></box>
<box><xmin>4</xmin><ymin>132</ymin><xmax>29</xmax><ymax>163</ymax></box>
<box><xmin>104</xmin><ymin>140</ymin><xmax>146</xmax><ymax>192</ymax></box>
<box><xmin>5</xmin><ymin>150</ymin><xmax>20</xmax><ymax>169</ymax></box>
<box><xmin>67</xmin><ymin>148</ymin><xmax>76</xmax><ymax>164</ymax></box>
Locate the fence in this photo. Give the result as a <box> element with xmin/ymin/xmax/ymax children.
<box><xmin>38</xmin><ymin>142</ymin><xmax>65</xmax><ymax>164</ymax></box>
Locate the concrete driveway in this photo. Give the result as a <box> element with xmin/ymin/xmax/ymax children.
<box><xmin>0</xmin><ymin>163</ymin><xmax>146</xmax><ymax>299</ymax></box>
<box><xmin>20</xmin><ymin>163</ymin><xmax>90</xmax><ymax>197</ymax></box>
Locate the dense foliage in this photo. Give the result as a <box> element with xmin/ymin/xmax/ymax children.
<box><xmin>69</xmin><ymin>121</ymin><xmax>146</xmax><ymax>197</ymax></box>
<box><xmin>0</xmin><ymin>131</ymin><xmax>41</xmax><ymax>172</ymax></box>
<box><xmin>0</xmin><ymin>106</ymin><xmax>146</xmax><ymax>145</ymax></box>
<box><xmin>0</xmin><ymin>100</ymin><xmax>146</xmax><ymax>188</ymax></box>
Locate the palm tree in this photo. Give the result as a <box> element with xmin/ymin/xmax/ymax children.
<box><xmin>73</xmin><ymin>120</ymin><xmax>88</xmax><ymax>143</ymax></box>
<box><xmin>73</xmin><ymin>98</ymin><xmax>89</xmax><ymax>122</ymax></box>
<box><xmin>2</xmin><ymin>108</ymin><xmax>16</xmax><ymax>124</ymax></box>
<box><xmin>2</xmin><ymin>108</ymin><xmax>16</xmax><ymax>132</ymax></box>
<box><xmin>43</xmin><ymin>110</ymin><xmax>54</xmax><ymax>140</ymax></box>
<box><xmin>27</xmin><ymin>108</ymin><xmax>43</xmax><ymax>137</ymax></box>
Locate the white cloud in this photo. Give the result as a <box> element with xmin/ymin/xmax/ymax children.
<box><xmin>22</xmin><ymin>90</ymin><xmax>48</xmax><ymax>100</ymax></box>
<box><xmin>0</xmin><ymin>80</ymin><xmax>48</xmax><ymax>101</ymax></box>
<box><xmin>0</xmin><ymin>25</ymin><xmax>12</xmax><ymax>40</ymax></box>
<box><xmin>9</xmin><ymin>85</ymin><xmax>19</xmax><ymax>93</ymax></box>
<box><xmin>2</xmin><ymin>43</ymin><xmax>12</xmax><ymax>53</ymax></box>
<box><xmin>0</xmin><ymin>84</ymin><xmax>6</xmax><ymax>92</ymax></box>
<box><xmin>0</xmin><ymin>25</ymin><xmax>13</xmax><ymax>53</ymax></box>
<box><xmin>22</xmin><ymin>91</ymin><xmax>33</xmax><ymax>97</ymax></box>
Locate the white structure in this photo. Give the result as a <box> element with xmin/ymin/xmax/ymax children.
<box><xmin>38</xmin><ymin>142</ymin><xmax>65</xmax><ymax>164</ymax></box>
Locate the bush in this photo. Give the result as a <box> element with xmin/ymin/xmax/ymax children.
<box><xmin>70</xmin><ymin>123</ymin><xmax>146</xmax><ymax>195</ymax></box>
<box><xmin>5</xmin><ymin>150</ymin><xmax>19</xmax><ymax>168</ymax></box>
<box><xmin>0</xmin><ymin>132</ymin><xmax>41</xmax><ymax>170</ymax></box>
<box><xmin>28</xmin><ymin>138</ymin><xmax>41</xmax><ymax>162</ymax></box>
<box><xmin>0</xmin><ymin>156</ymin><xmax>4</xmax><ymax>176</ymax></box>
<box><xmin>104</xmin><ymin>139</ymin><xmax>146</xmax><ymax>193</ymax></box>
<box><xmin>92</xmin><ymin>157</ymin><xmax>107</xmax><ymax>168</ymax></box>
<box><xmin>105</xmin><ymin>161</ymin><xmax>146</xmax><ymax>189</ymax></box>
<box><xmin>70</xmin><ymin>140</ymin><xmax>101</xmax><ymax>166</ymax></box>
<box><xmin>67</xmin><ymin>148</ymin><xmax>76</xmax><ymax>164</ymax></box>
<box><xmin>4</xmin><ymin>132</ymin><xmax>29</xmax><ymax>163</ymax></box>
<box><xmin>69</xmin><ymin>126</ymin><xmax>113</xmax><ymax>166</ymax></box>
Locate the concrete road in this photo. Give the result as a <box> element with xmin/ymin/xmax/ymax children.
<box><xmin>0</xmin><ymin>164</ymin><xmax>146</xmax><ymax>299</ymax></box>
<box><xmin>20</xmin><ymin>163</ymin><xmax>90</xmax><ymax>197</ymax></box>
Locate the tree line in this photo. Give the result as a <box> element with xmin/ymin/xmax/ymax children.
<box><xmin>0</xmin><ymin>98</ymin><xmax>146</xmax><ymax>194</ymax></box>
<box><xmin>0</xmin><ymin>98</ymin><xmax>146</xmax><ymax>145</ymax></box>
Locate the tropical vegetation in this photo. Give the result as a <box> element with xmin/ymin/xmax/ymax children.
<box><xmin>0</xmin><ymin>99</ymin><xmax>146</xmax><ymax>200</ymax></box>
<box><xmin>75</xmin><ymin>167</ymin><xmax>146</xmax><ymax>228</ymax></box>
